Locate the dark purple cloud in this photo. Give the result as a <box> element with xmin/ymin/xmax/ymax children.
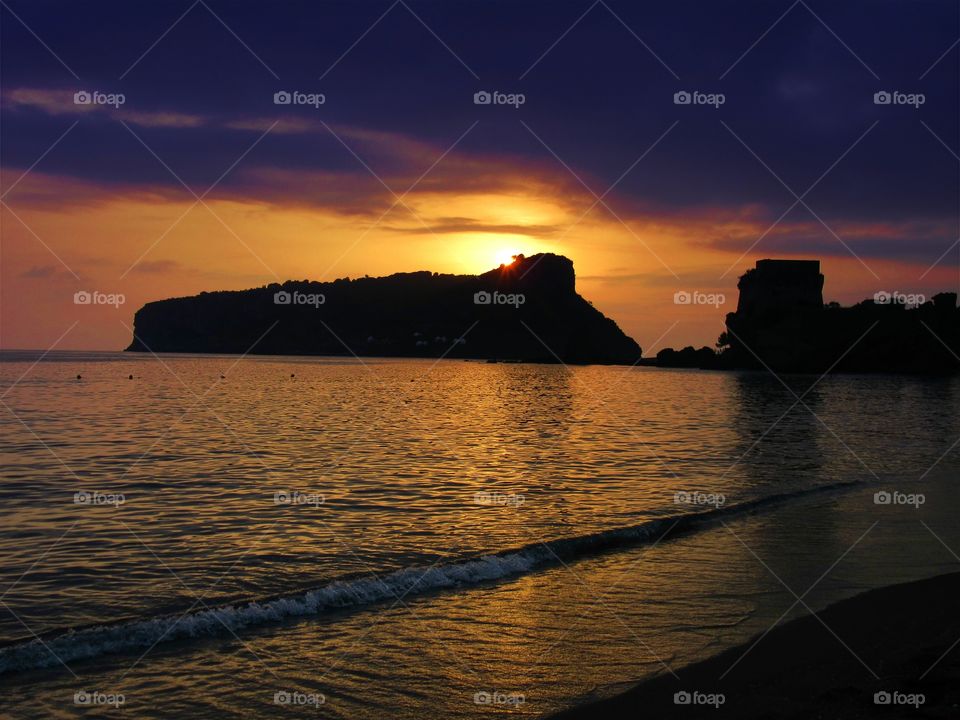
<box><xmin>1</xmin><ymin>0</ymin><xmax>957</xmax><ymax>265</ymax></box>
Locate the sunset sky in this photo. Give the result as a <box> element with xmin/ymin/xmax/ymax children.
<box><xmin>1</xmin><ymin>0</ymin><xmax>957</xmax><ymax>352</ymax></box>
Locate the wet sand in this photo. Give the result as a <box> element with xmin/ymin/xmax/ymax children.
<box><xmin>551</xmin><ymin>572</ymin><xmax>960</xmax><ymax>719</ymax></box>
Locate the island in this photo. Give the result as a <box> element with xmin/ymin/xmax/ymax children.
<box><xmin>125</xmin><ymin>253</ymin><xmax>643</xmax><ymax>365</ymax></box>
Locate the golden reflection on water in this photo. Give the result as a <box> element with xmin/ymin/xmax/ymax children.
<box><xmin>3</xmin><ymin>474</ymin><xmax>958</xmax><ymax>719</ymax></box>
<box><xmin>0</xmin><ymin>354</ymin><xmax>958</xmax><ymax>717</ymax></box>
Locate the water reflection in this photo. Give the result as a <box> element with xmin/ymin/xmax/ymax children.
<box><xmin>0</xmin><ymin>354</ymin><xmax>958</xmax><ymax>719</ymax></box>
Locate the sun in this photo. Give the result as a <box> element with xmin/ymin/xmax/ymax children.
<box><xmin>495</xmin><ymin>249</ymin><xmax>520</xmax><ymax>267</ymax></box>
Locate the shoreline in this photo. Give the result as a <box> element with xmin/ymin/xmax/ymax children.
<box><xmin>550</xmin><ymin>572</ymin><xmax>960</xmax><ymax>719</ymax></box>
<box><xmin>4</xmin><ymin>349</ymin><xmax>960</xmax><ymax>376</ymax></box>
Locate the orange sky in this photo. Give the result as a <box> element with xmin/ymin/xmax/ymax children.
<box><xmin>1</xmin><ymin>0</ymin><xmax>956</xmax><ymax>357</ymax></box>
<box><xmin>2</xmin><ymin>160</ymin><xmax>954</xmax><ymax>354</ymax></box>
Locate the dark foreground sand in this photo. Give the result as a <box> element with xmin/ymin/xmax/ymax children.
<box><xmin>551</xmin><ymin>572</ymin><xmax>960</xmax><ymax>719</ymax></box>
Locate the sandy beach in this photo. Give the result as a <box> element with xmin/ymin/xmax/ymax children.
<box><xmin>552</xmin><ymin>572</ymin><xmax>960</xmax><ymax>719</ymax></box>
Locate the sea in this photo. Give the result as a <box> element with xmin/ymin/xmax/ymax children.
<box><xmin>1</xmin><ymin>350</ymin><xmax>958</xmax><ymax>718</ymax></box>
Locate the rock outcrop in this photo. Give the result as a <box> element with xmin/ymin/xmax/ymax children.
<box><xmin>655</xmin><ymin>346</ymin><xmax>718</xmax><ymax>369</ymax></box>
<box><xmin>722</xmin><ymin>259</ymin><xmax>825</xmax><ymax>370</ymax></box>
<box><xmin>654</xmin><ymin>259</ymin><xmax>959</xmax><ymax>374</ymax></box>
<box><xmin>125</xmin><ymin>254</ymin><xmax>641</xmax><ymax>365</ymax></box>
<box><xmin>719</xmin><ymin>259</ymin><xmax>958</xmax><ymax>374</ymax></box>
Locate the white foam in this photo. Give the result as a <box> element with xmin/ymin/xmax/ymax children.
<box><xmin>0</xmin><ymin>480</ymin><xmax>859</xmax><ymax>674</ymax></box>
<box><xmin>0</xmin><ymin>549</ymin><xmax>548</xmax><ymax>674</ymax></box>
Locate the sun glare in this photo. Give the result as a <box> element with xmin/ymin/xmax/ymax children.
<box><xmin>495</xmin><ymin>249</ymin><xmax>520</xmax><ymax>267</ymax></box>
<box><xmin>445</xmin><ymin>234</ymin><xmax>541</xmax><ymax>273</ymax></box>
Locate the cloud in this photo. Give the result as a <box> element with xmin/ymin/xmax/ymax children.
<box><xmin>117</xmin><ymin>111</ymin><xmax>205</xmax><ymax>128</ymax></box>
<box><xmin>580</xmin><ymin>267</ymin><xmax>737</xmax><ymax>289</ymax></box>
<box><xmin>701</xmin><ymin>219</ymin><xmax>957</xmax><ymax>264</ymax></box>
<box><xmin>0</xmin><ymin>170</ymin><xmax>187</xmax><ymax>209</ymax></box>
<box><xmin>382</xmin><ymin>217</ymin><xmax>562</xmax><ymax>238</ymax></box>
<box><xmin>5</xmin><ymin>87</ymin><xmax>206</xmax><ymax>128</ymax></box>
<box><xmin>5</xmin><ymin>88</ymin><xmax>83</xmax><ymax>116</ymax></box>
<box><xmin>225</xmin><ymin>117</ymin><xmax>318</xmax><ymax>135</ymax></box>
<box><xmin>129</xmin><ymin>260</ymin><xmax>181</xmax><ymax>274</ymax></box>
<box><xmin>19</xmin><ymin>265</ymin><xmax>58</xmax><ymax>278</ymax></box>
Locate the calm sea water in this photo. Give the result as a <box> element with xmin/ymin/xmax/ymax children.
<box><xmin>1</xmin><ymin>351</ymin><xmax>958</xmax><ymax>718</ymax></box>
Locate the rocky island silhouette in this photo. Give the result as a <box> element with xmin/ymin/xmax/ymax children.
<box><xmin>125</xmin><ymin>253</ymin><xmax>642</xmax><ymax>365</ymax></box>
<box><xmin>657</xmin><ymin>259</ymin><xmax>960</xmax><ymax>375</ymax></box>
<box><xmin>126</xmin><ymin>254</ymin><xmax>957</xmax><ymax>373</ymax></box>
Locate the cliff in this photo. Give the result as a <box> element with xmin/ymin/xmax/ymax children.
<box><xmin>719</xmin><ymin>259</ymin><xmax>959</xmax><ymax>374</ymax></box>
<box><xmin>722</xmin><ymin>259</ymin><xmax>825</xmax><ymax>371</ymax></box>
<box><xmin>125</xmin><ymin>253</ymin><xmax>641</xmax><ymax>365</ymax></box>
<box><xmin>654</xmin><ymin>259</ymin><xmax>960</xmax><ymax>374</ymax></box>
